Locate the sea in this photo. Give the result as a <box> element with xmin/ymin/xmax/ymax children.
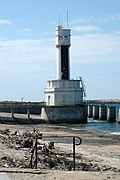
<box><xmin>37</xmin><ymin>104</ymin><xmax>120</xmax><ymax>137</ymax></box>
<box><xmin>54</xmin><ymin>118</ymin><xmax>120</xmax><ymax>136</ymax></box>
<box><xmin>6</xmin><ymin>103</ymin><xmax>120</xmax><ymax>137</ymax></box>
<box><xmin>15</xmin><ymin>118</ymin><xmax>120</xmax><ymax>137</ymax></box>
<box><xmin>9</xmin><ymin>117</ymin><xmax>120</xmax><ymax>137</ymax></box>
<box><xmin>45</xmin><ymin>105</ymin><xmax>120</xmax><ymax>137</ymax></box>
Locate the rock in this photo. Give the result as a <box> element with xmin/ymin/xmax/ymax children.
<box><xmin>22</xmin><ymin>138</ymin><xmax>33</xmax><ymax>148</ymax></box>
<box><xmin>48</xmin><ymin>142</ymin><xmax>54</xmax><ymax>149</ymax></box>
<box><xmin>1</xmin><ymin>156</ymin><xmax>8</xmax><ymax>160</ymax></box>
<box><xmin>15</xmin><ymin>144</ymin><xmax>21</xmax><ymax>150</ymax></box>
<box><xmin>3</xmin><ymin>129</ymin><xmax>10</xmax><ymax>135</ymax></box>
<box><xmin>11</xmin><ymin>130</ymin><xmax>19</xmax><ymax>136</ymax></box>
<box><xmin>89</xmin><ymin>163</ymin><xmax>101</xmax><ymax>171</ymax></box>
<box><xmin>3</xmin><ymin>163</ymin><xmax>9</xmax><ymax>168</ymax></box>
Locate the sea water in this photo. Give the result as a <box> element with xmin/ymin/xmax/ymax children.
<box><xmin>50</xmin><ymin>119</ymin><xmax>120</xmax><ymax>137</ymax></box>
<box><xmin>72</xmin><ymin>119</ymin><xmax>120</xmax><ymax>136</ymax></box>
<box><xmin>55</xmin><ymin>120</ymin><xmax>120</xmax><ymax>136</ymax></box>
<box><xmin>65</xmin><ymin>104</ymin><xmax>120</xmax><ymax>136</ymax></box>
<box><xmin>10</xmin><ymin>119</ymin><xmax>120</xmax><ymax>137</ymax></box>
<box><xmin>39</xmin><ymin>104</ymin><xmax>120</xmax><ymax>136</ymax></box>
<box><xmin>44</xmin><ymin>105</ymin><xmax>120</xmax><ymax>137</ymax></box>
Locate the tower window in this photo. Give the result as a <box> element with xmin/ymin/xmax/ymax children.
<box><xmin>48</xmin><ymin>95</ymin><xmax>51</xmax><ymax>105</ymax></box>
<box><xmin>64</xmin><ymin>36</ymin><xmax>67</xmax><ymax>39</ymax></box>
<box><xmin>59</xmin><ymin>36</ymin><xmax>62</xmax><ymax>40</ymax></box>
<box><xmin>48</xmin><ymin>81</ymin><xmax>51</xmax><ymax>87</ymax></box>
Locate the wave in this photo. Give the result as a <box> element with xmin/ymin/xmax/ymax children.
<box><xmin>110</xmin><ymin>132</ymin><xmax>120</xmax><ymax>136</ymax></box>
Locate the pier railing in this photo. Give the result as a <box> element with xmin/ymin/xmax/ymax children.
<box><xmin>30</xmin><ymin>135</ymin><xmax>82</xmax><ymax>171</ymax></box>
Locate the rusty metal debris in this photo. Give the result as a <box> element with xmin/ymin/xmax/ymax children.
<box><xmin>0</xmin><ymin>128</ymin><xmax>120</xmax><ymax>172</ymax></box>
<box><xmin>29</xmin><ymin>135</ymin><xmax>82</xmax><ymax>171</ymax></box>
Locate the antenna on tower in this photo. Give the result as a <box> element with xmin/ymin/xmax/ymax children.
<box><xmin>59</xmin><ymin>13</ymin><xmax>61</xmax><ymax>26</ymax></box>
<box><xmin>67</xmin><ymin>10</ymin><xmax>69</xmax><ymax>28</ymax></box>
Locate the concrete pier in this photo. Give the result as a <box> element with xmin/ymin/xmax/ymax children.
<box><xmin>118</xmin><ymin>108</ymin><xmax>120</xmax><ymax>124</ymax></box>
<box><xmin>41</xmin><ymin>105</ymin><xmax>87</xmax><ymax>123</ymax></box>
<box><xmin>107</xmin><ymin>107</ymin><xmax>116</xmax><ymax>123</ymax></box>
<box><xmin>11</xmin><ymin>109</ymin><xmax>14</xmax><ymax>118</ymax></box>
<box><xmin>93</xmin><ymin>105</ymin><xmax>99</xmax><ymax>119</ymax></box>
<box><xmin>88</xmin><ymin>105</ymin><xmax>93</xmax><ymax>118</ymax></box>
<box><xmin>27</xmin><ymin>109</ymin><xmax>30</xmax><ymax>119</ymax></box>
<box><xmin>0</xmin><ymin>112</ymin><xmax>46</xmax><ymax>124</ymax></box>
<box><xmin>99</xmin><ymin>106</ymin><xmax>107</xmax><ymax>120</ymax></box>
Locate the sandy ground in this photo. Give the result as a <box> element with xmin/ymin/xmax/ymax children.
<box><xmin>2</xmin><ymin>169</ymin><xmax>119</xmax><ymax>180</ymax></box>
<box><xmin>0</xmin><ymin>124</ymin><xmax>120</xmax><ymax>180</ymax></box>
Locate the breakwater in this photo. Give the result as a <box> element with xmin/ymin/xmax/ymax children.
<box><xmin>0</xmin><ymin>101</ymin><xmax>87</xmax><ymax>124</ymax></box>
<box><xmin>86</xmin><ymin>100</ymin><xmax>120</xmax><ymax>124</ymax></box>
<box><xmin>0</xmin><ymin>100</ymin><xmax>120</xmax><ymax>124</ymax></box>
<box><xmin>41</xmin><ymin>105</ymin><xmax>87</xmax><ymax>124</ymax></box>
<box><xmin>0</xmin><ymin>101</ymin><xmax>46</xmax><ymax>124</ymax></box>
<box><xmin>0</xmin><ymin>101</ymin><xmax>44</xmax><ymax>114</ymax></box>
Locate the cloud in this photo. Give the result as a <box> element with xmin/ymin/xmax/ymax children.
<box><xmin>71</xmin><ymin>17</ymin><xmax>96</xmax><ymax>24</ymax></box>
<box><xmin>72</xmin><ymin>25</ymin><xmax>100</xmax><ymax>32</ymax></box>
<box><xmin>19</xmin><ymin>28</ymin><xmax>31</xmax><ymax>33</ymax></box>
<box><xmin>71</xmin><ymin>14</ymin><xmax>120</xmax><ymax>25</ymax></box>
<box><xmin>0</xmin><ymin>31</ymin><xmax>120</xmax><ymax>67</ymax></box>
<box><xmin>0</xmin><ymin>38</ymin><xmax>55</xmax><ymax>65</ymax></box>
<box><xmin>71</xmin><ymin>32</ymin><xmax>120</xmax><ymax>63</ymax></box>
<box><xmin>98</xmin><ymin>14</ymin><xmax>120</xmax><ymax>23</ymax></box>
<box><xmin>0</xmin><ymin>19</ymin><xmax>12</xmax><ymax>25</ymax></box>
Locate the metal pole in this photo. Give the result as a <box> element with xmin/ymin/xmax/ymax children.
<box><xmin>35</xmin><ymin>138</ymin><xmax>37</xmax><ymax>169</ymax></box>
<box><xmin>73</xmin><ymin>136</ymin><xmax>75</xmax><ymax>171</ymax></box>
<box><xmin>30</xmin><ymin>155</ymin><xmax>32</xmax><ymax>168</ymax></box>
<box><xmin>30</xmin><ymin>147</ymin><xmax>35</xmax><ymax>168</ymax></box>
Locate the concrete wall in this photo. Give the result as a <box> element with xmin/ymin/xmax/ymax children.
<box><xmin>41</xmin><ymin>105</ymin><xmax>87</xmax><ymax>123</ymax></box>
<box><xmin>118</xmin><ymin>108</ymin><xmax>120</xmax><ymax>124</ymax></box>
<box><xmin>99</xmin><ymin>106</ymin><xmax>107</xmax><ymax>120</ymax></box>
<box><xmin>107</xmin><ymin>107</ymin><xmax>116</xmax><ymax>123</ymax></box>
<box><xmin>93</xmin><ymin>105</ymin><xmax>99</xmax><ymax>119</ymax></box>
<box><xmin>87</xmin><ymin>105</ymin><xmax>93</xmax><ymax>118</ymax></box>
<box><xmin>0</xmin><ymin>102</ymin><xmax>44</xmax><ymax>114</ymax></box>
<box><xmin>0</xmin><ymin>116</ymin><xmax>45</xmax><ymax>124</ymax></box>
<box><xmin>87</xmin><ymin>104</ymin><xmax>118</xmax><ymax>123</ymax></box>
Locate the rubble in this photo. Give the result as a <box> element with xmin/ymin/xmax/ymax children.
<box><xmin>22</xmin><ymin>138</ymin><xmax>33</xmax><ymax>148</ymax></box>
<box><xmin>0</xmin><ymin>128</ymin><xmax>120</xmax><ymax>172</ymax></box>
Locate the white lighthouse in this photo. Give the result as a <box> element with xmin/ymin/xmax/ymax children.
<box><xmin>44</xmin><ymin>25</ymin><xmax>84</xmax><ymax>106</ymax></box>
<box><xmin>41</xmin><ymin>25</ymin><xmax>87</xmax><ymax>123</ymax></box>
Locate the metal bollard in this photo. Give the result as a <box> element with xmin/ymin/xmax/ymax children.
<box><xmin>73</xmin><ymin>136</ymin><xmax>82</xmax><ymax>171</ymax></box>
<box><xmin>35</xmin><ymin>138</ymin><xmax>38</xmax><ymax>169</ymax></box>
<box><xmin>30</xmin><ymin>136</ymin><xmax>82</xmax><ymax>171</ymax></box>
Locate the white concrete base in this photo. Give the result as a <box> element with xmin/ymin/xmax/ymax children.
<box><xmin>44</xmin><ymin>80</ymin><xmax>83</xmax><ymax>106</ymax></box>
<box><xmin>41</xmin><ymin>105</ymin><xmax>87</xmax><ymax>123</ymax></box>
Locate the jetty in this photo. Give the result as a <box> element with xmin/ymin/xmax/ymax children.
<box><xmin>85</xmin><ymin>99</ymin><xmax>120</xmax><ymax>123</ymax></box>
<box><xmin>0</xmin><ymin>101</ymin><xmax>46</xmax><ymax>124</ymax></box>
<box><xmin>0</xmin><ymin>100</ymin><xmax>120</xmax><ymax>124</ymax></box>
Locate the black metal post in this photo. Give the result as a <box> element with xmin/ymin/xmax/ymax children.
<box><xmin>29</xmin><ymin>135</ymin><xmax>82</xmax><ymax>171</ymax></box>
<box><xmin>30</xmin><ymin>155</ymin><xmax>32</xmax><ymax>168</ymax></box>
<box><xmin>35</xmin><ymin>138</ymin><xmax>37</xmax><ymax>169</ymax></box>
<box><xmin>30</xmin><ymin>147</ymin><xmax>35</xmax><ymax>168</ymax></box>
<box><xmin>73</xmin><ymin>136</ymin><xmax>75</xmax><ymax>171</ymax></box>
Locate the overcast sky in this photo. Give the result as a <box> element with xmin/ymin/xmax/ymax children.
<box><xmin>0</xmin><ymin>0</ymin><xmax>120</xmax><ymax>101</ymax></box>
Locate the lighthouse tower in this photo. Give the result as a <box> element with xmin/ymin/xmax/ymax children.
<box><xmin>44</xmin><ymin>25</ymin><xmax>84</xmax><ymax>106</ymax></box>
<box><xmin>56</xmin><ymin>26</ymin><xmax>71</xmax><ymax>80</ymax></box>
<box><xmin>41</xmin><ymin>25</ymin><xmax>87</xmax><ymax>123</ymax></box>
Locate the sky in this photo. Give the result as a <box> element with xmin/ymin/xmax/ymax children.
<box><xmin>0</xmin><ymin>0</ymin><xmax>120</xmax><ymax>102</ymax></box>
